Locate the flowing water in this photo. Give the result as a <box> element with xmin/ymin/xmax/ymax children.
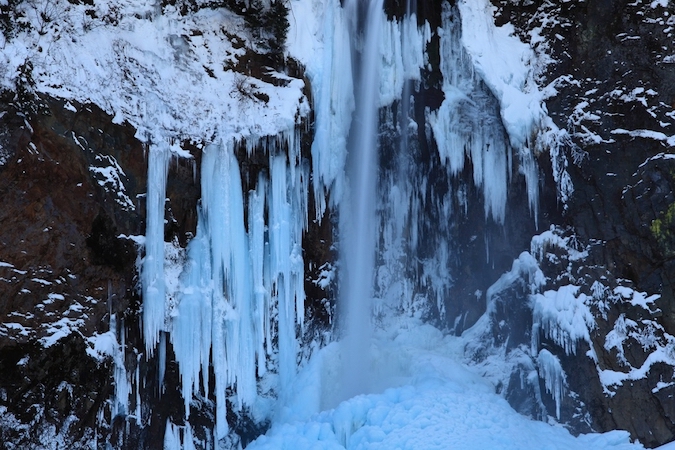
<box><xmin>339</xmin><ymin>0</ymin><xmax>385</xmax><ymax>402</ymax></box>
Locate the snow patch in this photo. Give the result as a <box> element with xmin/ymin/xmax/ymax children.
<box><xmin>532</xmin><ymin>285</ymin><xmax>596</xmax><ymax>357</ymax></box>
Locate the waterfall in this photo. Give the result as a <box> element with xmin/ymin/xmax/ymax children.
<box><xmin>338</xmin><ymin>0</ymin><xmax>385</xmax><ymax>402</ymax></box>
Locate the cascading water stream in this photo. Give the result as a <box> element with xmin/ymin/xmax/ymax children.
<box><xmin>339</xmin><ymin>0</ymin><xmax>385</xmax><ymax>402</ymax></box>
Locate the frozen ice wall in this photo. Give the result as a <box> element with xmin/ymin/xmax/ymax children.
<box><xmin>138</xmin><ymin>132</ymin><xmax>308</xmax><ymax>440</ymax></box>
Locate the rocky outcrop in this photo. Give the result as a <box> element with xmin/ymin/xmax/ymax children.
<box><xmin>482</xmin><ymin>1</ymin><xmax>675</xmax><ymax>446</ymax></box>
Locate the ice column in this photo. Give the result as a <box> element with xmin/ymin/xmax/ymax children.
<box><xmin>170</xmin><ymin>133</ymin><xmax>307</xmax><ymax>437</ymax></box>
<box><xmin>142</xmin><ymin>142</ymin><xmax>170</xmax><ymax>354</ymax></box>
<box><xmin>309</xmin><ymin>0</ymin><xmax>354</xmax><ymax>219</ymax></box>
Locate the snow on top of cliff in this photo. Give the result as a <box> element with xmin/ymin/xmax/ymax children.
<box><xmin>0</xmin><ymin>0</ymin><xmax>307</xmax><ymax>146</ymax></box>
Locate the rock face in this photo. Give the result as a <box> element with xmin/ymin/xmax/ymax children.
<box><xmin>0</xmin><ymin>95</ymin><xmax>146</xmax><ymax>446</ymax></box>
<box><xmin>481</xmin><ymin>0</ymin><xmax>675</xmax><ymax>446</ymax></box>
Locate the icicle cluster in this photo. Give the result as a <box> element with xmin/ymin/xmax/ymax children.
<box><xmin>531</xmin><ymin>285</ymin><xmax>595</xmax><ymax>356</ymax></box>
<box><xmin>429</xmin><ymin>4</ymin><xmax>512</xmax><ymax>223</ymax></box>
<box><xmin>140</xmin><ymin>132</ymin><xmax>307</xmax><ymax>438</ymax></box>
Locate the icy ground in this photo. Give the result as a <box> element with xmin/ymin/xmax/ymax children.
<box><xmin>242</xmin><ymin>310</ymin><xmax>646</xmax><ymax>450</ymax></box>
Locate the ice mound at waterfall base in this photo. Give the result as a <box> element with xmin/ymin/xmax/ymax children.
<box><xmin>245</xmin><ymin>314</ymin><xmax>642</xmax><ymax>450</ymax></box>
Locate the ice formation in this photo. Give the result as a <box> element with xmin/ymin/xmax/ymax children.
<box><xmin>532</xmin><ymin>285</ymin><xmax>596</xmax><ymax>357</ymax></box>
<box><xmin>142</xmin><ymin>143</ymin><xmax>170</xmax><ymax>356</ymax></box>
<box><xmin>429</xmin><ymin>3</ymin><xmax>511</xmax><ymax>222</ymax></box>
<box><xmin>537</xmin><ymin>348</ymin><xmax>567</xmax><ymax>420</ymax></box>
<box><xmin>165</xmin><ymin>135</ymin><xmax>308</xmax><ymax>437</ymax></box>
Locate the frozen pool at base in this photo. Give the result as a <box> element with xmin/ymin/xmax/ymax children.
<box><xmin>244</xmin><ymin>316</ymin><xmax>646</xmax><ymax>450</ymax></box>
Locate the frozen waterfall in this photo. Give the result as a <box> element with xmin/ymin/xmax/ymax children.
<box><xmin>131</xmin><ymin>0</ymin><xmax>551</xmax><ymax>445</ymax></box>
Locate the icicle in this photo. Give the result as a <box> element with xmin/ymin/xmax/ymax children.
<box><xmin>203</xmin><ymin>140</ymin><xmax>257</xmax><ymax>433</ymax></box>
<box><xmin>531</xmin><ymin>285</ymin><xmax>595</xmax><ymax>357</ymax></box>
<box><xmin>249</xmin><ymin>174</ymin><xmax>268</xmax><ymax>377</ymax></box>
<box><xmin>172</xmin><ymin>218</ymin><xmax>212</xmax><ymax>418</ymax></box>
<box><xmin>143</xmin><ymin>142</ymin><xmax>170</xmax><ymax>356</ymax></box>
<box><xmin>183</xmin><ymin>424</ymin><xmax>197</xmax><ymax>450</ymax></box>
<box><xmin>168</xmin><ymin>131</ymin><xmax>307</xmax><ymax>434</ymax></box>
<box><xmin>111</xmin><ymin>314</ymin><xmax>129</xmax><ymax>418</ymax></box>
<box><xmin>537</xmin><ymin>349</ymin><xmax>567</xmax><ymax>420</ymax></box>
<box><xmin>163</xmin><ymin>419</ymin><xmax>181</xmax><ymax>450</ymax></box>
<box><xmin>134</xmin><ymin>353</ymin><xmax>141</xmax><ymax>420</ymax></box>
<box><xmin>269</xmin><ymin>153</ymin><xmax>298</xmax><ymax>397</ymax></box>
<box><xmin>161</xmin><ymin>124</ymin><xmax>309</xmax><ymax>439</ymax></box>
<box><xmin>158</xmin><ymin>332</ymin><xmax>166</xmax><ymax>395</ymax></box>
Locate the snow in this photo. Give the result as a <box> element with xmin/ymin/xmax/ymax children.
<box><xmin>611</xmin><ymin>128</ymin><xmax>675</xmax><ymax>146</ymax></box>
<box><xmin>457</xmin><ymin>0</ymin><xmax>549</xmax><ymax>216</ymax></box>
<box><xmin>429</xmin><ymin>3</ymin><xmax>510</xmax><ymax>222</ymax></box>
<box><xmin>1</xmin><ymin>0</ymin><xmax>307</xmax><ymax>145</ymax></box>
<box><xmin>86</xmin><ymin>330</ymin><xmax>118</xmax><ymax>361</ymax></box>
<box><xmin>532</xmin><ymin>285</ymin><xmax>596</xmax><ymax>357</ymax></box>
<box><xmin>487</xmin><ymin>251</ymin><xmax>546</xmax><ymax>309</ymax></box>
<box><xmin>599</xmin><ymin>309</ymin><xmax>675</xmax><ymax>395</ymax></box>
<box><xmin>0</xmin><ymin>322</ymin><xmax>30</xmax><ymax>338</ymax></box>
<box><xmin>604</xmin><ymin>314</ymin><xmax>638</xmax><ymax>367</ymax></box>
<box><xmin>245</xmin><ymin>313</ymin><xmax>642</xmax><ymax>450</ymax></box>
<box><xmin>458</xmin><ymin>0</ymin><xmax>545</xmax><ymax>151</ymax></box>
<box><xmin>455</xmin><ymin>0</ymin><xmax>583</xmax><ymax>215</ymax></box>
<box><xmin>40</xmin><ymin>316</ymin><xmax>86</xmax><ymax>347</ymax></box>
<box><xmin>613</xmin><ymin>286</ymin><xmax>660</xmax><ymax>311</ymax></box>
<box><xmin>531</xmin><ymin>226</ymin><xmax>589</xmax><ymax>262</ymax></box>
<box><xmin>89</xmin><ymin>154</ymin><xmax>135</xmax><ymax>210</ymax></box>
<box><xmin>638</xmin><ymin>152</ymin><xmax>675</xmax><ymax>168</ymax></box>
<box><xmin>599</xmin><ymin>344</ymin><xmax>675</xmax><ymax>392</ymax></box>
